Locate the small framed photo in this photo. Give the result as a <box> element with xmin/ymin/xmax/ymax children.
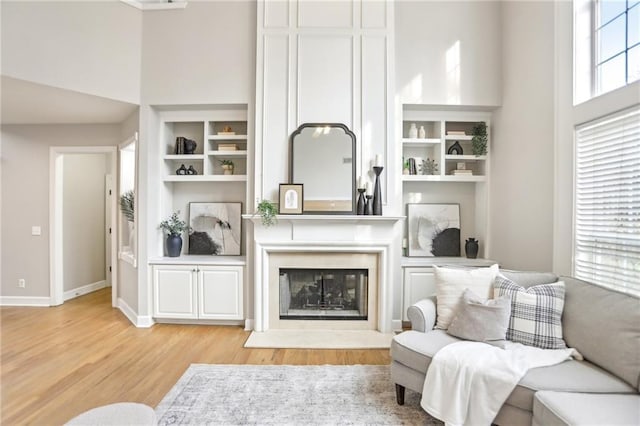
<box><xmin>279</xmin><ymin>184</ymin><xmax>304</xmax><ymax>214</ymax></box>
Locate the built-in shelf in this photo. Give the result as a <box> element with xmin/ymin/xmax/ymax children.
<box><xmin>444</xmin><ymin>155</ymin><xmax>487</xmax><ymax>161</ymax></box>
<box><xmin>401</xmin><ymin>257</ymin><xmax>497</xmax><ymax>267</ymax></box>
<box><xmin>164</xmin><ymin>175</ymin><xmax>247</xmax><ymax>182</ymax></box>
<box><xmin>207</xmin><ymin>150</ymin><xmax>248</xmax><ymax>157</ymax></box>
<box><xmin>444</xmin><ymin>135</ymin><xmax>473</xmax><ymax>140</ymax></box>
<box><xmin>149</xmin><ymin>255</ymin><xmax>246</xmax><ymax>266</ymax></box>
<box><xmin>402</xmin><ymin>175</ymin><xmax>486</xmax><ymax>182</ymax></box>
<box><xmin>164</xmin><ymin>154</ymin><xmax>205</xmax><ymax>160</ymax></box>
<box><xmin>207</xmin><ymin>135</ymin><xmax>248</xmax><ymax>140</ymax></box>
<box><xmin>402</xmin><ymin>138</ymin><xmax>441</xmax><ymax>145</ymax></box>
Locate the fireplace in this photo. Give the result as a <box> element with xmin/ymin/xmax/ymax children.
<box><xmin>268</xmin><ymin>252</ymin><xmax>378</xmax><ymax>330</ymax></box>
<box><xmin>279</xmin><ymin>268</ymin><xmax>368</xmax><ymax>320</ymax></box>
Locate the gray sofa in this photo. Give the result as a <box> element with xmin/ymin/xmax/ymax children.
<box><xmin>390</xmin><ymin>271</ymin><xmax>640</xmax><ymax>425</ymax></box>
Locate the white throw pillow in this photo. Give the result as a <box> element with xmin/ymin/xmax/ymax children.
<box><xmin>434</xmin><ymin>264</ymin><xmax>499</xmax><ymax>330</ymax></box>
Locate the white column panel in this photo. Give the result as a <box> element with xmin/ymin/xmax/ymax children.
<box><xmin>361</xmin><ymin>0</ymin><xmax>386</xmax><ymax>29</ymax></box>
<box><xmin>298</xmin><ymin>0</ymin><xmax>353</xmax><ymax>28</ymax></box>
<box><xmin>262</xmin><ymin>34</ymin><xmax>290</xmax><ymax>200</ymax></box>
<box><xmin>264</xmin><ymin>0</ymin><xmax>289</xmax><ymax>28</ymax></box>
<box><xmin>298</xmin><ymin>35</ymin><xmax>353</xmax><ymax>126</ymax></box>
<box><xmin>361</xmin><ymin>35</ymin><xmax>387</xmax><ymax>203</ymax></box>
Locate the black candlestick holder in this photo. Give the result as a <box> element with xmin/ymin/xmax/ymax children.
<box><xmin>372</xmin><ymin>166</ymin><xmax>383</xmax><ymax>215</ymax></box>
<box><xmin>365</xmin><ymin>195</ymin><xmax>373</xmax><ymax>215</ymax></box>
<box><xmin>357</xmin><ymin>188</ymin><xmax>366</xmax><ymax>215</ymax></box>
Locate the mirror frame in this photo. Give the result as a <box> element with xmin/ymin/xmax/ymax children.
<box><xmin>290</xmin><ymin>123</ymin><xmax>356</xmax><ymax>215</ymax></box>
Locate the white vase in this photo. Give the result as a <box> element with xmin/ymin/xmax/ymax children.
<box><xmin>409</xmin><ymin>123</ymin><xmax>418</xmax><ymax>139</ymax></box>
<box><xmin>418</xmin><ymin>125</ymin><xmax>426</xmax><ymax>139</ymax></box>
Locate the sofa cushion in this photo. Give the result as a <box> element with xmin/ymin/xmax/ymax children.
<box><xmin>500</xmin><ymin>270</ymin><xmax>559</xmax><ymax>288</ymax></box>
<box><xmin>495</xmin><ymin>275</ymin><xmax>567</xmax><ymax>349</ymax></box>
<box><xmin>533</xmin><ymin>391</ymin><xmax>640</xmax><ymax>426</ymax></box>
<box><xmin>561</xmin><ymin>276</ymin><xmax>640</xmax><ymax>390</ymax></box>
<box><xmin>433</xmin><ymin>264</ymin><xmax>499</xmax><ymax>329</ymax></box>
<box><xmin>390</xmin><ymin>330</ymin><xmax>460</xmax><ymax>374</ymax></box>
<box><xmin>447</xmin><ymin>288</ymin><xmax>511</xmax><ymax>345</ymax></box>
<box><xmin>506</xmin><ymin>358</ymin><xmax>637</xmax><ymax>412</ymax></box>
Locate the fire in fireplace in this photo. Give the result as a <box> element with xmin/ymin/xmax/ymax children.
<box><xmin>279</xmin><ymin>268</ymin><xmax>368</xmax><ymax>320</ymax></box>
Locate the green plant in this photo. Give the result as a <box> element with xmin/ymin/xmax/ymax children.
<box><xmin>119</xmin><ymin>190</ymin><xmax>135</xmax><ymax>222</ymax></box>
<box><xmin>159</xmin><ymin>211</ymin><xmax>190</xmax><ymax>236</ymax></box>
<box><xmin>471</xmin><ymin>122</ymin><xmax>488</xmax><ymax>156</ymax></box>
<box><xmin>256</xmin><ymin>200</ymin><xmax>277</xmax><ymax>227</ymax></box>
<box><xmin>219</xmin><ymin>159</ymin><xmax>234</xmax><ymax>167</ymax></box>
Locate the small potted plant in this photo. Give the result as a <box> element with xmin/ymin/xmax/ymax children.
<box><xmin>255</xmin><ymin>200</ymin><xmax>277</xmax><ymax>227</ymax></box>
<box><xmin>159</xmin><ymin>211</ymin><xmax>190</xmax><ymax>257</ymax></box>
<box><xmin>471</xmin><ymin>122</ymin><xmax>488</xmax><ymax>156</ymax></box>
<box><xmin>219</xmin><ymin>159</ymin><xmax>234</xmax><ymax>175</ymax></box>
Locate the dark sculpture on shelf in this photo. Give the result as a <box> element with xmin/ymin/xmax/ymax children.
<box><xmin>175</xmin><ymin>136</ymin><xmax>197</xmax><ymax>155</ymax></box>
<box><xmin>447</xmin><ymin>141</ymin><xmax>463</xmax><ymax>155</ymax></box>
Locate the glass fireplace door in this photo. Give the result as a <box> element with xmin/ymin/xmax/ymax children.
<box><xmin>279</xmin><ymin>268</ymin><xmax>368</xmax><ymax>320</ymax></box>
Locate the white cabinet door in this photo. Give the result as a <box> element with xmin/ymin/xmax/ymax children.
<box><xmin>198</xmin><ymin>266</ymin><xmax>243</xmax><ymax>320</ymax></box>
<box><xmin>403</xmin><ymin>267</ymin><xmax>436</xmax><ymax>321</ymax></box>
<box><xmin>153</xmin><ymin>265</ymin><xmax>198</xmax><ymax>319</ymax></box>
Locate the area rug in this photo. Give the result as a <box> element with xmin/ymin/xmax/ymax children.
<box><xmin>155</xmin><ymin>364</ymin><xmax>442</xmax><ymax>425</ymax></box>
<box><xmin>244</xmin><ymin>329</ymin><xmax>395</xmax><ymax>349</ymax></box>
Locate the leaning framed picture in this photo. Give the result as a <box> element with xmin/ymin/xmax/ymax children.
<box><xmin>279</xmin><ymin>184</ymin><xmax>304</xmax><ymax>214</ymax></box>
<box><xmin>407</xmin><ymin>203</ymin><xmax>460</xmax><ymax>257</ymax></box>
<box><xmin>188</xmin><ymin>202</ymin><xmax>242</xmax><ymax>255</ymax></box>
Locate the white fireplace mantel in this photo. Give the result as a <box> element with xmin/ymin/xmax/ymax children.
<box><xmin>243</xmin><ymin>215</ymin><xmax>404</xmax><ymax>333</ymax></box>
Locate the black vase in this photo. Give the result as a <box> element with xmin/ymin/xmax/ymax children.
<box><xmin>166</xmin><ymin>234</ymin><xmax>183</xmax><ymax>257</ymax></box>
<box><xmin>465</xmin><ymin>238</ymin><xmax>479</xmax><ymax>259</ymax></box>
<box><xmin>183</xmin><ymin>139</ymin><xmax>197</xmax><ymax>155</ymax></box>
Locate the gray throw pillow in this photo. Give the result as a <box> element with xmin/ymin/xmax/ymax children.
<box><xmin>446</xmin><ymin>288</ymin><xmax>511</xmax><ymax>346</ymax></box>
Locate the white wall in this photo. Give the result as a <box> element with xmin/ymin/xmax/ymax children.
<box><xmin>395</xmin><ymin>0</ymin><xmax>502</xmax><ymax>107</ymax></box>
<box><xmin>489</xmin><ymin>1</ymin><xmax>555</xmax><ymax>271</ymax></box>
<box><xmin>1</xmin><ymin>124</ymin><xmax>121</xmax><ymax>298</ymax></box>
<box><xmin>1</xmin><ymin>1</ymin><xmax>141</xmax><ymax>104</ymax></box>
<box><xmin>140</xmin><ymin>1</ymin><xmax>255</xmax><ymax>104</ymax></box>
<box><xmin>62</xmin><ymin>154</ymin><xmax>108</xmax><ymax>292</ymax></box>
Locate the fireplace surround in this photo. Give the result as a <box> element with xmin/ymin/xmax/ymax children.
<box><xmin>246</xmin><ymin>215</ymin><xmax>404</xmax><ymax>333</ymax></box>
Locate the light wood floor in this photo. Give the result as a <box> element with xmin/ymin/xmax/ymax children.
<box><xmin>1</xmin><ymin>288</ymin><xmax>391</xmax><ymax>425</ymax></box>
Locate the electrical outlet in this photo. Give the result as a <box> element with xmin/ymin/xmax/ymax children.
<box><xmin>18</xmin><ymin>279</ymin><xmax>25</xmax><ymax>288</ymax></box>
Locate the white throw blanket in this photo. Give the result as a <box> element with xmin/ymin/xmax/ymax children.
<box><xmin>421</xmin><ymin>341</ymin><xmax>582</xmax><ymax>426</ymax></box>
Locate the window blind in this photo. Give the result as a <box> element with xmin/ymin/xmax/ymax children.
<box><xmin>574</xmin><ymin>105</ymin><xmax>640</xmax><ymax>297</ymax></box>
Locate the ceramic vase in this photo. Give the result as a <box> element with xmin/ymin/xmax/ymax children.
<box><xmin>166</xmin><ymin>234</ymin><xmax>182</xmax><ymax>257</ymax></box>
<box><xmin>409</xmin><ymin>123</ymin><xmax>418</xmax><ymax>139</ymax></box>
<box><xmin>465</xmin><ymin>238</ymin><xmax>479</xmax><ymax>259</ymax></box>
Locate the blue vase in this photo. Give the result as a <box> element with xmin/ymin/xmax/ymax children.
<box><xmin>166</xmin><ymin>234</ymin><xmax>182</xmax><ymax>257</ymax></box>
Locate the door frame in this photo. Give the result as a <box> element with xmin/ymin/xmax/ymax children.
<box><xmin>49</xmin><ymin>146</ymin><xmax>118</xmax><ymax>307</ymax></box>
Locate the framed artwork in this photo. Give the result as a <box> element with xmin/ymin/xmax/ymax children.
<box><xmin>279</xmin><ymin>184</ymin><xmax>304</xmax><ymax>214</ymax></box>
<box><xmin>188</xmin><ymin>202</ymin><xmax>241</xmax><ymax>255</ymax></box>
<box><xmin>407</xmin><ymin>204</ymin><xmax>460</xmax><ymax>257</ymax></box>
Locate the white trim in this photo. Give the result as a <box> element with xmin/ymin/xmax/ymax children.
<box><xmin>117</xmin><ymin>297</ymin><xmax>155</xmax><ymax>328</ymax></box>
<box><xmin>0</xmin><ymin>296</ymin><xmax>50</xmax><ymax>307</ymax></box>
<box><xmin>49</xmin><ymin>146</ymin><xmax>119</xmax><ymax>308</ymax></box>
<box><xmin>63</xmin><ymin>280</ymin><xmax>107</xmax><ymax>302</ymax></box>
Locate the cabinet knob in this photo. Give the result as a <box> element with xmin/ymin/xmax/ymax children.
<box><xmin>192</xmin><ymin>268</ymin><xmax>197</xmax><ymax>272</ymax></box>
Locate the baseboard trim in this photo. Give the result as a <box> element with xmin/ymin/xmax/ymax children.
<box><xmin>63</xmin><ymin>280</ymin><xmax>106</xmax><ymax>301</ymax></box>
<box><xmin>117</xmin><ymin>297</ymin><xmax>154</xmax><ymax>328</ymax></box>
<box><xmin>0</xmin><ymin>296</ymin><xmax>50</xmax><ymax>307</ymax></box>
<box><xmin>391</xmin><ymin>319</ymin><xmax>403</xmax><ymax>332</ymax></box>
<box><xmin>244</xmin><ymin>319</ymin><xmax>254</xmax><ymax>331</ymax></box>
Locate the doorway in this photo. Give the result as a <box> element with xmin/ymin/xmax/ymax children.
<box><xmin>50</xmin><ymin>147</ymin><xmax>118</xmax><ymax>307</ymax></box>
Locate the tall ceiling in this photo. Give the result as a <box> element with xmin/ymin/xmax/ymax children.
<box><xmin>1</xmin><ymin>76</ymin><xmax>138</xmax><ymax>125</ymax></box>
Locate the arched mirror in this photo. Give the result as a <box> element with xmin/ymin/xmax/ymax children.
<box><xmin>290</xmin><ymin>123</ymin><xmax>356</xmax><ymax>214</ymax></box>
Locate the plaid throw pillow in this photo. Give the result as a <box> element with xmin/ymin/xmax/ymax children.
<box><xmin>494</xmin><ymin>274</ymin><xmax>567</xmax><ymax>349</ymax></box>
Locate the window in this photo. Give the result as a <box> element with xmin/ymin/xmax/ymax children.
<box><xmin>595</xmin><ymin>0</ymin><xmax>640</xmax><ymax>95</ymax></box>
<box><xmin>574</xmin><ymin>106</ymin><xmax>640</xmax><ymax>296</ymax></box>
<box><xmin>574</xmin><ymin>0</ymin><xmax>639</xmax><ymax>103</ymax></box>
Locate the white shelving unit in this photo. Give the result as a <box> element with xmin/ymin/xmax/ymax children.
<box><xmin>399</xmin><ymin>106</ymin><xmax>493</xmax><ymax>320</ymax></box>
<box><xmin>151</xmin><ymin>105</ymin><xmax>251</xmax><ymax>325</ymax></box>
